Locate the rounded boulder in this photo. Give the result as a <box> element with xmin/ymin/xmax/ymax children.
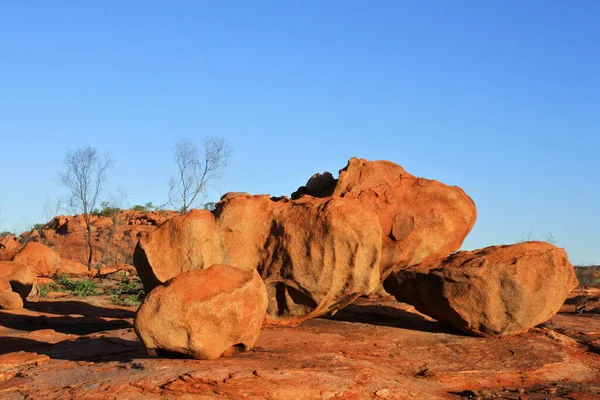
<box><xmin>384</xmin><ymin>242</ymin><xmax>578</xmax><ymax>337</ymax></box>
<box><xmin>135</xmin><ymin>264</ymin><xmax>268</xmax><ymax>359</ymax></box>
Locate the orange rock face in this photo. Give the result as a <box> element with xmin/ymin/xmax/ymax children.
<box><xmin>0</xmin><ymin>236</ymin><xmax>20</xmax><ymax>262</ymax></box>
<box><xmin>0</xmin><ymin>261</ymin><xmax>34</xmax><ymax>302</ymax></box>
<box><xmin>135</xmin><ymin>196</ymin><xmax>382</xmax><ymax>325</ymax></box>
<box><xmin>135</xmin><ymin>158</ymin><xmax>476</xmax><ymax>325</ymax></box>
<box><xmin>295</xmin><ymin>158</ymin><xmax>477</xmax><ymax>278</ymax></box>
<box><xmin>0</xmin><ymin>235</ymin><xmax>19</xmax><ymax>251</ymax></box>
<box><xmin>12</xmin><ymin>242</ymin><xmax>88</xmax><ymax>277</ymax></box>
<box><xmin>0</xmin><ymin>288</ymin><xmax>23</xmax><ymax>309</ymax></box>
<box><xmin>135</xmin><ymin>264</ymin><xmax>268</xmax><ymax>359</ymax></box>
<box><xmin>384</xmin><ymin>242</ymin><xmax>579</xmax><ymax>337</ymax></box>
<box><xmin>32</xmin><ymin>210</ymin><xmax>178</xmax><ymax>270</ymax></box>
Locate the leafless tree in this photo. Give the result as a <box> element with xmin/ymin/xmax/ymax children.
<box><xmin>98</xmin><ymin>187</ymin><xmax>129</xmax><ymax>267</ymax></box>
<box><xmin>59</xmin><ymin>146</ymin><xmax>112</xmax><ymax>270</ymax></box>
<box><xmin>168</xmin><ymin>137</ymin><xmax>232</xmax><ymax>213</ymax></box>
<box><xmin>42</xmin><ymin>196</ymin><xmax>64</xmax><ymax>224</ymax></box>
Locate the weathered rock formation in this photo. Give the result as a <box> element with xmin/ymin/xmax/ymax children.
<box><xmin>135</xmin><ymin>158</ymin><xmax>477</xmax><ymax>325</ymax></box>
<box><xmin>384</xmin><ymin>242</ymin><xmax>579</xmax><ymax>337</ymax></box>
<box><xmin>0</xmin><ymin>261</ymin><xmax>34</xmax><ymax>309</ymax></box>
<box><xmin>0</xmin><ymin>235</ymin><xmax>20</xmax><ymax>261</ymax></box>
<box><xmin>13</xmin><ymin>210</ymin><xmax>178</xmax><ymax>271</ymax></box>
<box><xmin>135</xmin><ymin>195</ymin><xmax>382</xmax><ymax>325</ymax></box>
<box><xmin>0</xmin><ymin>287</ymin><xmax>24</xmax><ymax>309</ymax></box>
<box><xmin>293</xmin><ymin>158</ymin><xmax>477</xmax><ymax>278</ymax></box>
<box><xmin>12</xmin><ymin>242</ymin><xmax>88</xmax><ymax>277</ymax></box>
<box><xmin>135</xmin><ymin>264</ymin><xmax>268</xmax><ymax>359</ymax></box>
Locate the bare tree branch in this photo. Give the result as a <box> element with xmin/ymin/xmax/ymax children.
<box><xmin>42</xmin><ymin>196</ymin><xmax>64</xmax><ymax>224</ymax></box>
<box><xmin>59</xmin><ymin>146</ymin><xmax>112</xmax><ymax>270</ymax></box>
<box><xmin>168</xmin><ymin>137</ymin><xmax>232</xmax><ymax>213</ymax></box>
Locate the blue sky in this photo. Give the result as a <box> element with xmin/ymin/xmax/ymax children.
<box><xmin>0</xmin><ymin>1</ymin><xmax>598</xmax><ymax>265</ymax></box>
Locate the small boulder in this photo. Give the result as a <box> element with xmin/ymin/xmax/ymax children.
<box><xmin>0</xmin><ymin>261</ymin><xmax>34</xmax><ymax>301</ymax></box>
<box><xmin>135</xmin><ymin>264</ymin><xmax>268</xmax><ymax>359</ymax></box>
<box><xmin>0</xmin><ymin>289</ymin><xmax>24</xmax><ymax>310</ymax></box>
<box><xmin>384</xmin><ymin>242</ymin><xmax>579</xmax><ymax>337</ymax></box>
<box><xmin>0</xmin><ymin>235</ymin><xmax>19</xmax><ymax>251</ymax></box>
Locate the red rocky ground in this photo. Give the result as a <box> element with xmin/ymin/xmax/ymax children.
<box><xmin>1</xmin><ymin>288</ymin><xmax>599</xmax><ymax>399</ymax></box>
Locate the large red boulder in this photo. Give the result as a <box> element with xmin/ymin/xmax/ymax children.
<box><xmin>135</xmin><ymin>158</ymin><xmax>476</xmax><ymax>324</ymax></box>
<box><xmin>294</xmin><ymin>158</ymin><xmax>477</xmax><ymax>278</ymax></box>
<box><xmin>135</xmin><ymin>264</ymin><xmax>268</xmax><ymax>359</ymax></box>
<box><xmin>384</xmin><ymin>242</ymin><xmax>579</xmax><ymax>337</ymax></box>
<box><xmin>135</xmin><ymin>195</ymin><xmax>382</xmax><ymax>325</ymax></box>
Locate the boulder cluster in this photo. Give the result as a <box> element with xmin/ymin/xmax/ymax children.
<box><xmin>133</xmin><ymin>157</ymin><xmax>578</xmax><ymax>358</ymax></box>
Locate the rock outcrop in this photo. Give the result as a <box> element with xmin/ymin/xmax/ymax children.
<box><xmin>135</xmin><ymin>158</ymin><xmax>477</xmax><ymax>325</ymax></box>
<box><xmin>13</xmin><ymin>210</ymin><xmax>179</xmax><ymax>272</ymax></box>
<box><xmin>384</xmin><ymin>242</ymin><xmax>579</xmax><ymax>337</ymax></box>
<box><xmin>12</xmin><ymin>242</ymin><xmax>88</xmax><ymax>277</ymax></box>
<box><xmin>135</xmin><ymin>196</ymin><xmax>382</xmax><ymax>325</ymax></box>
<box><xmin>135</xmin><ymin>264</ymin><xmax>268</xmax><ymax>359</ymax></box>
<box><xmin>293</xmin><ymin>158</ymin><xmax>477</xmax><ymax>278</ymax></box>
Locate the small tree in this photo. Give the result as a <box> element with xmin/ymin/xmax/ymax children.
<box><xmin>42</xmin><ymin>196</ymin><xmax>64</xmax><ymax>224</ymax></box>
<box><xmin>168</xmin><ymin>137</ymin><xmax>231</xmax><ymax>213</ymax></box>
<box><xmin>59</xmin><ymin>146</ymin><xmax>112</xmax><ymax>270</ymax></box>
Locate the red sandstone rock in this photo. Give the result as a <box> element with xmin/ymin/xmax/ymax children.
<box><xmin>135</xmin><ymin>265</ymin><xmax>268</xmax><ymax>359</ymax></box>
<box><xmin>0</xmin><ymin>288</ymin><xmax>24</xmax><ymax>309</ymax></box>
<box><xmin>0</xmin><ymin>235</ymin><xmax>19</xmax><ymax>251</ymax></box>
<box><xmin>35</xmin><ymin>210</ymin><xmax>178</xmax><ymax>269</ymax></box>
<box><xmin>0</xmin><ymin>261</ymin><xmax>34</xmax><ymax>301</ymax></box>
<box><xmin>384</xmin><ymin>242</ymin><xmax>579</xmax><ymax>337</ymax></box>
<box><xmin>12</xmin><ymin>242</ymin><xmax>87</xmax><ymax>277</ymax></box>
<box><xmin>135</xmin><ymin>196</ymin><xmax>382</xmax><ymax>325</ymax></box>
<box><xmin>1</xmin><ymin>294</ymin><xmax>599</xmax><ymax>398</ymax></box>
<box><xmin>294</xmin><ymin>158</ymin><xmax>477</xmax><ymax>278</ymax></box>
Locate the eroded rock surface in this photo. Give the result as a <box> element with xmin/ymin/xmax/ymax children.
<box><xmin>0</xmin><ymin>295</ymin><xmax>599</xmax><ymax>399</ymax></box>
<box><xmin>0</xmin><ymin>261</ymin><xmax>34</xmax><ymax>303</ymax></box>
<box><xmin>293</xmin><ymin>157</ymin><xmax>477</xmax><ymax>278</ymax></box>
<box><xmin>0</xmin><ymin>288</ymin><xmax>23</xmax><ymax>309</ymax></box>
<box><xmin>135</xmin><ymin>196</ymin><xmax>382</xmax><ymax>325</ymax></box>
<box><xmin>135</xmin><ymin>158</ymin><xmax>475</xmax><ymax>324</ymax></box>
<box><xmin>12</xmin><ymin>242</ymin><xmax>88</xmax><ymax>277</ymax></box>
<box><xmin>384</xmin><ymin>242</ymin><xmax>579</xmax><ymax>336</ymax></box>
<box><xmin>7</xmin><ymin>210</ymin><xmax>178</xmax><ymax>272</ymax></box>
<box><xmin>135</xmin><ymin>265</ymin><xmax>268</xmax><ymax>359</ymax></box>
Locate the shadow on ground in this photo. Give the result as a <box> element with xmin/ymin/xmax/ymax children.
<box><xmin>0</xmin><ymin>312</ymin><xmax>133</xmax><ymax>335</ymax></box>
<box><xmin>0</xmin><ymin>336</ymin><xmax>148</xmax><ymax>362</ymax></box>
<box><xmin>321</xmin><ymin>302</ymin><xmax>463</xmax><ymax>335</ymax></box>
<box><xmin>25</xmin><ymin>300</ymin><xmax>136</xmax><ymax>319</ymax></box>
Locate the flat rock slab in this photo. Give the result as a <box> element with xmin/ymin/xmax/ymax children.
<box><xmin>1</xmin><ymin>296</ymin><xmax>599</xmax><ymax>399</ymax></box>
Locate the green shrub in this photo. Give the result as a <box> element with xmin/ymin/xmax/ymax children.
<box><xmin>0</xmin><ymin>231</ymin><xmax>15</xmax><ymax>237</ymax></box>
<box><xmin>132</xmin><ymin>202</ymin><xmax>156</xmax><ymax>213</ymax></box>
<box><xmin>50</xmin><ymin>274</ymin><xmax>98</xmax><ymax>297</ymax></box>
<box><xmin>32</xmin><ymin>223</ymin><xmax>45</xmax><ymax>231</ymax></box>
<box><xmin>107</xmin><ymin>276</ymin><xmax>145</xmax><ymax>307</ymax></box>
<box><xmin>38</xmin><ymin>285</ymin><xmax>49</xmax><ymax>298</ymax></box>
<box><xmin>98</xmin><ymin>201</ymin><xmax>120</xmax><ymax>217</ymax></box>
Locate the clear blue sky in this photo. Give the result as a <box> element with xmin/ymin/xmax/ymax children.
<box><xmin>1</xmin><ymin>1</ymin><xmax>598</xmax><ymax>265</ymax></box>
